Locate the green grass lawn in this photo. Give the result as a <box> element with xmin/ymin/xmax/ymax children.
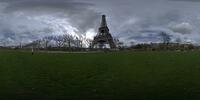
<box><xmin>0</xmin><ymin>50</ymin><xmax>200</xmax><ymax>100</ymax></box>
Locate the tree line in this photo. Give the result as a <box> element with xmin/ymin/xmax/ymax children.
<box><xmin>23</xmin><ymin>34</ymin><xmax>92</xmax><ymax>49</ymax></box>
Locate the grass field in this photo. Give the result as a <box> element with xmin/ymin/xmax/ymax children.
<box><xmin>0</xmin><ymin>50</ymin><xmax>200</xmax><ymax>100</ymax></box>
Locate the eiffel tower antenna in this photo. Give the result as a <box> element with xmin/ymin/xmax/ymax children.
<box><xmin>100</xmin><ymin>15</ymin><xmax>107</xmax><ymax>27</ymax></box>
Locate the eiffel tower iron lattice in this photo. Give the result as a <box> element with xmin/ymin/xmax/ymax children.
<box><xmin>92</xmin><ymin>15</ymin><xmax>116</xmax><ymax>49</ymax></box>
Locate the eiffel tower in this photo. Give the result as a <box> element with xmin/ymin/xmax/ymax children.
<box><xmin>92</xmin><ymin>15</ymin><xmax>116</xmax><ymax>49</ymax></box>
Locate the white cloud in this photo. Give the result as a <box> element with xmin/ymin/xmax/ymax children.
<box><xmin>169</xmin><ymin>22</ymin><xmax>193</xmax><ymax>34</ymax></box>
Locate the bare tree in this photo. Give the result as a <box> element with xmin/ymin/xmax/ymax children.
<box><xmin>42</xmin><ymin>36</ymin><xmax>54</xmax><ymax>48</ymax></box>
<box><xmin>85</xmin><ymin>39</ymin><xmax>93</xmax><ymax>48</ymax></box>
<box><xmin>34</xmin><ymin>40</ymin><xmax>42</xmax><ymax>49</ymax></box>
<box><xmin>54</xmin><ymin>35</ymin><xmax>64</xmax><ymax>48</ymax></box>
<box><xmin>175</xmin><ymin>38</ymin><xmax>182</xmax><ymax>44</ymax></box>
<box><xmin>159</xmin><ymin>32</ymin><xmax>171</xmax><ymax>44</ymax></box>
<box><xmin>118</xmin><ymin>42</ymin><xmax>124</xmax><ymax>48</ymax></box>
<box><xmin>74</xmin><ymin>37</ymin><xmax>83</xmax><ymax>48</ymax></box>
<box><xmin>113</xmin><ymin>38</ymin><xmax>119</xmax><ymax>48</ymax></box>
<box><xmin>43</xmin><ymin>36</ymin><xmax>50</xmax><ymax>48</ymax></box>
<box><xmin>63</xmin><ymin>34</ymin><xmax>74</xmax><ymax>48</ymax></box>
<box><xmin>26</xmin><ymin>34</ymin><xmax>86</xmax><ymax>49</ymax></box>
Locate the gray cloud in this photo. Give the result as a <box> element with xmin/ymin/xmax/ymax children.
<box><xmin>169</xmin><ymin>0</ymin><xmax>200</xmax><ymax>2</ymax></box>
<box><xmin>3</xmin><ymin>0</ymin><xmax>94</xmax><ymax>14</ymax></box>
<box><xmin>0</xmin><ymin>0</ymin><xmax>101</xmax><ymax>45</ymax></box>
<box><xmin>91</xmin><ymin>0</ymin><xmax>200</xmax><ymax>44</ymax></box>
<box><xmin>0</xmin><ymin>0</ymin><xmax>200</xmax><ymax>45</ymax></box>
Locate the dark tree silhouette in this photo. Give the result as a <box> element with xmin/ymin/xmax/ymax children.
<box><xmin>159</xmin><ymin>32</ymin><xmax>171</xmax><ymax>44</ymax></box>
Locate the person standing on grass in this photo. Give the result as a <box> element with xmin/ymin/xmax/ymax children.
<box><xmin>31</xmin><ymin>47</ymin><xmax>34</xmax><ymax>55</ymax></box>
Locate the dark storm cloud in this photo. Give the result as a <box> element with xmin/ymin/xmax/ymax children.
<box><xmin>0</xmin><ymin>0</ymin><xmax>101</xmax><ymax>45</ymax></box>
<box><xmin>114</xmin><ymin>10</ymin><xmax>184</xmax><ymax>43</ymax></box>
<box><xmin>3</xmin><ymin>0</ymin><xmax>94</xmax><ymax>13</ymax></box>
<box><xmin>0</xmin><ymin>0</ymin><xmax>200</xmax><ymax>46</ymax></box>
<box><xmin>91</xmin><ymin>0</ymin><xmax>200</xmax><ymax>44</ymax></box>
<box><xmin>2</xmin><ymin>0</ymin><xmax>100</xmax><ymax>30</ymax></box>
<box><xmin>169</xmin><ymin>0</ymin><xmax>200</xmax><ymax>2</ymax></box>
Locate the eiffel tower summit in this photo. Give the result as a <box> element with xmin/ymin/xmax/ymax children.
<box><xmin>92</xmin><ymin>15</ymin><xmax>116</xmax><ymax>49</ymax></box>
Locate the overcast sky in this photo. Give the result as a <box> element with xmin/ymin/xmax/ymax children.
<box><xmin>0</xmin><ymin>0</ymin><xmax>200</xmax><ymax>45</ymax></box>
